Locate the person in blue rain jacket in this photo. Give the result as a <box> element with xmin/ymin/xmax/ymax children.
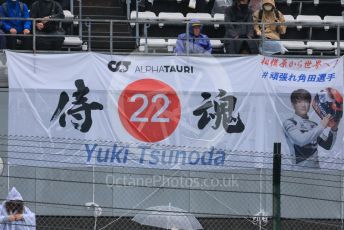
<box><xmin>0</xmin><ymin>0</ymin><xmax>32</xmax><ymax>50</ymax></box>
<box><xmin>175</xmin><ymin>19</ymin><xmax>212</xmax><ymax>55</ymax></box>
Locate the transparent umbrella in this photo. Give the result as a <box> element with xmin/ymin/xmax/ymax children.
<box><xmin>132</xmin><ymin>203</ymin><xmax>203</xmax><ymax>230</ymax></box>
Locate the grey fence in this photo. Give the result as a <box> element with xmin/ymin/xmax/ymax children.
<box><xmin>0</xmin><ymin>85</ymin><xmax>343</xmax><ymax>229</ymax></box>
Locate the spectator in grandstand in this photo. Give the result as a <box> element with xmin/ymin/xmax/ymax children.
<box><xmin>211</xmin><ymin>0</ymin><xmax>232</xmax><ymax>15</ymax></box>
<box><xmin>224</xmin><ymin>0</ymin><xmax>258</xmax><ymax>54</ymax></box>
<box><xmin>283</xmin><ymin>89</ymin><xmax>339</xmax><ymax>169</ymax></box>
<box><xmin>252</xmin><ymin>0</ymin><xmax>287</xmax><ymax>54</ymax></box>
<box><xmin>30</xmin><ymin>0</ymin><xmax>65</xmax><ymax>50</ymax></box>
<box><xmin>0</xmin><ymin>0</ymin><xmax>32</xmax><ymax>50</ymax></box>
<box><xmin>0</xmin><ymin>187</ymin><xmax>36</xmax><ymax>230</ymax></box>
<box><xmin>175</xmin><ymin>19</ymin><xmax>212</xmax><ymax>55</ymax></box>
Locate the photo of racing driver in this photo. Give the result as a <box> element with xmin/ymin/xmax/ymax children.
<box><xmin>283</xmin><ymin>88</ymin><xmax>341</xmax><ymax>169</ymax></box>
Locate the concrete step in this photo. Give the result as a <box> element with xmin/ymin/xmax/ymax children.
<box><xmin>72</xmin><ymin>0</ymin><xmax>133</xmax><ymax>52</ymax></box>
<box><xmin>80</xmin><ymin>0</ymin><xmax>123</xmax><ymax>7</ymax></box>
<box><xmin>78</xmin><ymin>6</ymin><xmax>125</xmax><ymax>19</ymax></box>
<box><xmin>82</xmin><ymin>34</ymin><xmax>133</xmax><ymax>41</ymax></box>
<box><xmin>90</xmin><ymin>39</ymin><xmax>136</xmax><ymax>50</ymax></box>
<box><xmin>82</xmin><ymin>23</ymin><xmax>131</xmax><ymax>33</ymax></box>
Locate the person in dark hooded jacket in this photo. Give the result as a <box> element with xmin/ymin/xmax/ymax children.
<box><xmin>175</xmin><ymin>19</ymin><xmax>212</xmax><ymax>55</ymax></box>
<box><xmin>224</xmin><ymin>0</ymin><xmax>258</xmax><ymax>54</ymax></box>
<box><xmin>30</xmin><ymin>0</ymin><xmax>65</xmax><ymax>50</ymax></box>
<box><xmin>0</xmin><ymin>0</ymin><xmax>32</xmax><ymax>50</ymax></box>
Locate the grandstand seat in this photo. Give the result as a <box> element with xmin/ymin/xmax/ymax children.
<box><xmin>323</xmin><ymin>16</ymin><xmax>344</xmax><ymax>30</ymax></box>
<box><xmin>158</xmin><ymin>12</ymin><xmax>185</xmax><ymax>27</ymax></box>
<box><xmin>213</xmin><ymin>13</ymin><xmax>225</xmax><ymax>29</ymax></box>
<box><xmin>62</xmin><ymin>10</ymin><xmax>76</xmax><ymax>28</ymax></box>
<box><xmin>296</xmin><ymin>15</ymin><xmax>322</xmax><ymax>30</ymax></box>
<box><xmin>334</xmin><ymin>42</ymin><xmax>344</xmax><ymax>49</ymax></box>
<box><xmin>210</xmin><ymin>40</ymin><xmax>224</xmax><ymax>49</ymax></box>
<box><xmin>63</xmin><ymin>10</ymin><xmax>74</xmax><ymax>20</ymax></box>
<box><xmin>334</xmin><ymin>42</ymin><xmax>344</xmax><ymax>55</ymax></box>
<box><xmin>167</xmin><ymin>39</ymin><xmax>178</xmax><ymax>52</ymax></box>
<box><xmin>281</xmin><ymin>41</ymin><xmax>308</xmax><ymax>50</ymax></box>
<box><xmin>139</xmin><ymin>38</ymin><xmax>167</xmax><ymax>52</ymax></box>
<box><xmin>282</xmin><ymin>0</ymin><xmax>342</xmax><ymax>6</ymax></box>
<box><xmin>307</xmin><ymin>41</ymin><xmax>335</xmax><ymax>50</ymax></box>
<box><xmin>186</xmin><ymin>13</ymin><xmax>212</xmax><ymax>23</ymax></box>
<box><xmin>61</xmin><ymin>10</ymin><xmax>74</xmax><ymax>26</ymax></box>
<box><xmin>307</xmin><ymin>41</ymin><xmax>335</xmax><ymax>54</ymax></box>
<box><xmin>130</xmin><ymin>11</ymin><xmax>157</xmax><ymax>27</ymax></box>
<box><xmin>62</xmin><ymin>10</ymin><xmax>82</xmax><ymax>50</ymax></box>
<box><xmin>63</xmin><ymin>37</ymin><xmax>83</xmax><ymax>50</ymax></box>
<box><xmin>281</xmin><ymin>14</ymin><xmax>309</xmax><ymax>42</ymax></box>
<box><xmin>166</xmin><ymin>39</ymin><xmax>223</xmax><ymax>53</ymax></box>
<box><xmin>281</xmin><ymin>41</ymin><xmax>308</xmax><ymax>54</ymax></box>
<box><xmin>284</xmin><ymin>15</ymin><xmax>295</xmax><ymax>24</ymax></box>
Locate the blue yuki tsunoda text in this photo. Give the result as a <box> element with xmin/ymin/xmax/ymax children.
<box><xmin>85</xmin><ymin>144</ymin><xmax>225</xmax><ymax>167</ymax></box>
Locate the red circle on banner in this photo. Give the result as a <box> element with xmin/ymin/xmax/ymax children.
<box><xmin>118</xmin><ymin>79</ymin><xmax>181</xmax><ymax>142</ymax></box>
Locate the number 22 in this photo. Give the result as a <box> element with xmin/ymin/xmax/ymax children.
<box><xmin>129</xmin><ymin>94</ymin><xmax>170</xmax><ymax>123</ymax></box>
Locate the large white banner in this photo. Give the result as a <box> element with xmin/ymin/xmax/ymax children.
<box><xmin>6</xmin><ymin>51</ymin><xmax>344</xmax><ymax>170</ymax></box>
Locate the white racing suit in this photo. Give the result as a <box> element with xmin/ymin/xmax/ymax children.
<box><xmin>283</xmin><ymin>114</ymin><xmax>337</xmax><ymax>169</ymax></box>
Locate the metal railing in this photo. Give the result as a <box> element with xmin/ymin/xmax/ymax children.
<box><xmin>0</xmin><ymin>17</ymin><xmax>343</xmax><ymax>57</ymax></box>
<box><xmin>0</xmin><ymin>134</ymin><xmax>343</xmax><ymax>229</ymax></box>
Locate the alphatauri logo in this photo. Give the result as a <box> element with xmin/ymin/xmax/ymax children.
<box><xmin>108</xmin><ymin>61</ymin><xmax>131</xmax><ymax>73</ymax></box>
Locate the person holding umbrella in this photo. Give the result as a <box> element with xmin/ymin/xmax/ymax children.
<box><xmin>133</xmin><ymin>203</ymin><xmax>203</xmax><ymax>229</ymax></box>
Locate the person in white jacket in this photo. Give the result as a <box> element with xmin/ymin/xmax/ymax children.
<box><xmin>283</xmin><ymin>89</ymin><xmax>337</xmax><ymax>169</ymax></box>
<box><xmin>0</xmin><ymin>187</ymin><xmax>36</xmax><ymax>230</ymax></box>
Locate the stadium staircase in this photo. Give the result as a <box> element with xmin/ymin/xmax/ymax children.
<box><xmin>75</xmin><ymin>0</ymin><xmax>136</xmax><ymax>52</ymax></box>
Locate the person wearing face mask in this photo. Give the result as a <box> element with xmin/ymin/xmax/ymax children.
<box><xmin>0</xmin><ymin>0</ymin><xmax>32</xmax><ymax>50</ymax></box>
<box><xmin>253</xmin><ymin>0</ymin><xmax>287</xmax><ymax>53</ymax></box>
<box><xmin>224</xmin><ymin>0</ymin><xmax>258</xmax><ymax>54</ymax></box>
<box><xmin>0</xmin><ymin>187</ymin><xmax>36</xmax><ymax>230</ymax></box>
<box><xmin>30</xmin><ymin>0</ymin><xmax>65</xmax><ymax>50</ymax></box>
<box><xmin>253</xmin><ymin>0</ymin><xmax>286</xmax><ymax>39</ymax></box>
